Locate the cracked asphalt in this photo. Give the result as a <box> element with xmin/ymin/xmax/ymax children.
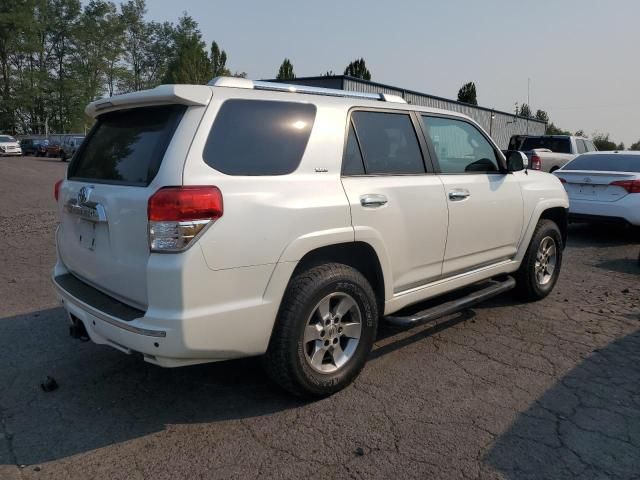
<box><xmin>1</xmin><ymin>156</ymin><xmax>639</xmax><ymax>480</ymax></box>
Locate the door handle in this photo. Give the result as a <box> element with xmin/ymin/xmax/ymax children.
<box><xmin>448</xmin><ymin>189</ymin><xmax>470</xmax><ymax>201</ymax></box>
<box><xmin>360</xmin><ymin>194</ymin><xmax>388</xmax><ymax>208</ymax></box>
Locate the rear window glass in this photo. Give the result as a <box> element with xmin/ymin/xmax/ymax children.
<box><xmin>563</xmin><ymin>154</ymin><xmax>640</xmax><ymax>173</ymax></box>
<box><xmin>521</xmin><ymin>137</ymin><xmax>572</xmax><ymax>154</ymax></box>
<box><xmin>68</xmin><ymin>105</ymin><xmax>185</xmax><ymax>186</ymax></box>
<box><xmin>203</xmin><ymin>100</ymin><xmax>316</xmax><ymax>176</ymax></box>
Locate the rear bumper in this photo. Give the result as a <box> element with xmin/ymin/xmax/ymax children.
<box><xmin>52</xmin><ymin>253</ymin><xmax>291</xmax><ymax>367</ymax></box>
<box><xmin>0</xmin><ymin>149</ymin><xmax>22</xmax><ymax>156</ymax></box>
<box><xmin>569</xmin><ymin>197</ymin><xmax>640</xmax><ymax>226</ymax></box>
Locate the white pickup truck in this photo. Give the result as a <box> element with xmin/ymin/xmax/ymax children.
<box><xmin>512</xmin><ymin>135</ymin><xmax>598</xmax><ymax>173</ymax></box>
<box><xmin>53</xmin><ymin>78</ymin><xmax>569</xmax><ymax>397</ymax></box>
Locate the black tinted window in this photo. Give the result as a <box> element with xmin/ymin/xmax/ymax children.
<box><xmin>563</xmin><ymin>154</ymin><xmax>640</xmax><ymax>173</ymax></box>
<box><xmin>422</xmin><ymin>116</ymin><xmax>499</xmax><ymax>173</ymax></box>
<box><xmin>521</xmin><ymin>137</ymin><xmax>572</xmax><ymax>154</ymax></box>
<box><xmin>204</xmin><ymin>100</ymin><xmax>316</xmax><ymax>176</ymax></box>
<box><xmin>351</xmin><ymin>111</ymin><xmax>424</xmax><ymax>174</ymax></box>
<box><xmin>342</xmin><ymin>122</ymin><xmax>365</xmax><ymax>175</ymax></box>
<box><xmin>68</xmin><ymin>105</ymin><xmax>185</xmax><ymax>186</ymax></box>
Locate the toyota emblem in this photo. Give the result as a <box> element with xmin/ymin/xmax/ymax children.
<box><xmin>77</xmin><ymin>186</ymin><xmax>91</xmax><ymax>205</ymax></box>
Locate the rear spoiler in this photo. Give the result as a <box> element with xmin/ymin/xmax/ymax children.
<box><xmin>85</xmin><ymin>84</ymin><xmax>212</xmax><ymax>118</ymax></box>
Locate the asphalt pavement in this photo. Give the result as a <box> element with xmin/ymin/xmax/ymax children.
<box><xmin>1</xmin><ymin>156</ymin><xmax>639</xmax><ymax>479</ymax></box>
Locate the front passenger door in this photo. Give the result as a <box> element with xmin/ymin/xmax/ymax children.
<box><xmin>420</xmin><ymin>115</ymin><xmax>524</xmax><ymax>277</ymax></box>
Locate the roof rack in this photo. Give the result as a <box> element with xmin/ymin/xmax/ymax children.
<box><xmin>207</xmin><ymin>77</ymin><xmax>406</xmax><ymax>104</ymax></box>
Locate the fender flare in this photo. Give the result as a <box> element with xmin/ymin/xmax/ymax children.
<box><xmin>515</xmin><ymin>199</ymin><xmax>569</xmax><ymax>262</ymax></box>
<box><xmin>268</xmin><ymin>226</ymin><xmax>394</xmax><ymax>302</ymax></box>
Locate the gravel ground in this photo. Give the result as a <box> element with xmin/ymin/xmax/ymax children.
<box><xmin>1</xmin><ymin>156</ymin><xmax>639</xmax><ymax>480</ymax></box>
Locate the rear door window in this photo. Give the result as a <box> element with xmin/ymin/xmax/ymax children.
<box><xmin>350</xmin><ymin>111</ymin><xmax>425</xmax><ymax>174</ymax></box>
<box><xmin>203</xmin><ymin>99</ymin><xmax>316</xmax><ymax>175</ymax></box>
<box><xmin>68</xmin><ymin>105</ymin><xmax>186</xmax><ymax>186</ymax></box>
<box><xmin>575</xmin><ymin>139</ymin><xmax>587</xmax><ymax>154</ymax></box>
<box><xmin>342</xmin><ymin>122</ymin><xmax>366</xmax><ymax>175</ymax></box>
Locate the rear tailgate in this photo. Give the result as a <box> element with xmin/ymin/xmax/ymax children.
<box><xmin>57</xmin><ymin>87</ymin><xmax>211</xmax><ymax>309</ymax></box>
<box><xmin>555</xmin><ymin>170</ymin><xmax>636</xmax><ymax>202</ymax></box>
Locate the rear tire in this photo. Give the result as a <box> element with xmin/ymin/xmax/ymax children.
<box><xmin>264</xmin><ymin>263</ymin><xmax>378</xmax><ymax>398</ymax></box>
<box><xmin>515</xmin><ymin>219</ymin><xmax>563</xmax><ymax>301</ymax></box>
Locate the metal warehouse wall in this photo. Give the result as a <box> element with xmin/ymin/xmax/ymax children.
<box><xmin>278</xmin><ymin>76</ymin><xmax>546</xmax><ymax>149</ymax></box>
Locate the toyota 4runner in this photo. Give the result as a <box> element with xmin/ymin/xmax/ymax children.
<box><xmin>53</xmin><ymin>77</ymin><xmax>569</xmax><ymax>397</ymax></box>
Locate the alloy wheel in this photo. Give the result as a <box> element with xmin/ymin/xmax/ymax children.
<box><xmin>303</xmin><ymin>292</ymin><xmax>362</xmax><ymax>373</ymax></box>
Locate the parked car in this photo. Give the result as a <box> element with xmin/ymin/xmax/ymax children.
<box><xmin>510</xmin><ymin>135</ymin><xmax>597</xmax><ymax>173</ymax></box>
<box><xmin>45</xmin><ymin>140</ymin><xmax>63</xmax><ymax>159</ymax></box>
<box><xmin>0</xmin><ymin>135</ymin><xmax>22</xmax><ymax>156</ymax></box>
<box><xmin>60</xmin><ymin>136</ymin><xmax>85</xmax><ymax>161</ymax></box>
<box><xmin>554</xmin><ymin>151</ymin><xmax>640</xmax><ymax>226</ymax></box>
<box><xmin>20</xmin><ymin>138</ymin><xmax>43</xmax><ymax>156</ymax></box>
<box><xmin>52</xmin><ymin>78</ymin><xmax>569</xmax><ymax>397</ymax></box>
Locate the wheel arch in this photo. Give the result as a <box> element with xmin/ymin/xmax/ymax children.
<box><xmin>515</xmin><ymin>201</ymin><xmax>569</xmax><ymax>263</ymax></box>
<box><xmin>539</xmin><ymin>206</ymin><xmax>568</xmax><ymax>247</ymax></box>
<box><xmin>291</xmin><ymin>241</ymin><xmax>386</xmax><ymax>311</ymax></box>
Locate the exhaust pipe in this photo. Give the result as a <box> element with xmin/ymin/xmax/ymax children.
<box><xmin>68</xmin><ymin>314</ymin><xmax>89</xmax><ymax>341</ymax></box>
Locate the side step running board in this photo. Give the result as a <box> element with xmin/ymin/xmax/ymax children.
<box><xmin>385</xmin><ymin>276</ymin><xmax>516</xmax><ymax>326</ymax></box>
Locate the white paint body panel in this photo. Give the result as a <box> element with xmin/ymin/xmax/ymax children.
<box><xmin>54</xmin><ymin>81</ymin><xmax>569</xmax><ymax>366</ymax></box>
<box><xmin>438</xmin><ymin>173</ymin><xmax>524</xmax><ymax>276</ymax></box>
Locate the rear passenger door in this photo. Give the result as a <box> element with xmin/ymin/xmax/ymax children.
<box><xmin>420</xmin><ymin>115</ymin><xmax>524</xmax><ymax>277</ymax></box>
<box><xmin>341</xmin><ymin>109</ymin><xmax>449</xmax><ymax>295</ymax></box>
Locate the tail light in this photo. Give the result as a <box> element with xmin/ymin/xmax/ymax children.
<box><xmin>54</xmin><ymin>179</ymin><xmax>63</xmax><ymax>201</ymax></box>
<box><xmin>610</xmin><ymin>179</ymin><xmax>640</xmax><ymax>194</ymax></box>
<box><xmin>148</xmin><ymin>186</ymin><xmax>223</xmax><ymax>252</ymax></box>
<box><xmin>531</xmin><ymin>155</ymin><xmax>542</xmax><ymax>170</ymax></box>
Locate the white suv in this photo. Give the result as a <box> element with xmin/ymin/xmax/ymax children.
<box><xmin>53</xmin><ymin>77</ymin><xmax>569</xmax><ymax>397</ymax></box>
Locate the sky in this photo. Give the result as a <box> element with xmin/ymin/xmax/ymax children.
<box><xmin>134</xmin><ymin>0</ymin><xmax>639</xmax><ymax>145</ymax></box>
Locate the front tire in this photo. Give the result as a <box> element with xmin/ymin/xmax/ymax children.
<box><xmin>264</xmin><ymin>263</ymin><xmax>378</xmax><ymax>398</ymax></box>
<box><xmin>515</xmin><ymin>219</ymin><xmax>563</xmax><ymax>301</ymax></box>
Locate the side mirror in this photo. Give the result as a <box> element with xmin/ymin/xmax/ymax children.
<box><xmin>506</xmin><ymin>150</ymin><xmax>527</xmax><ymax>172</ymax></box>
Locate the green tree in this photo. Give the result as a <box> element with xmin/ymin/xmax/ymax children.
<box><xmin>616</xmin><ymin>142</ymin><xmax>625</xmax><ymax>151</ymax></box>
<box><xmin>344</xmin><ymin>58</ymin><xmax>371</xmax><ymax>80</ymax></box>
<box><xmin>574</xmin><ymin>129</ymin><xmax>586</xmax><ymax>137</ymax></box>
<box><xmin>72</xmin><ymin>0</ymin><xmax>124</xmax><ymax>129</ymax></box>
<box><xmin>545</xmin><ymin>122</ymin><xmax>571</xmax><ymax>135</ymax></box>
<box><xmin>517</xmin><ymin>103</ymin><xmax>533</xmax><ymax>118</ymax></box>
<box><xmin>534</xmin><ymin>109</ymin><xmax>549</xmax><ymax>123</ymax></box>
<box><xmin>591</xmin><ymin>132</ymin><xmax>618</xmax><ymax>151</ymax></box>
<box><xmin>119</xmin><ymin>0</ymin><xmax>172</xmax><ymax>91</ymax></box>
<box><xmin>276</xmin><ymin>58</ymin><xmax>295</xmax><ymax>80</ymax></box>
<box><xmin>457</xmin><ymin>82</ymin><xmax>477</xmax><ymax>105</ymax></box>
<box><xmin>322</xmin><ymin>70</ymin><xmax>334</xmax><ymax>76</ymax></box>
<box><xmin>163</xmin><ymin>14</ymin><xmax>210</xmax><ymax>85</ymax></box>
<box><xmin>629</xmin><ymin>139</ymin><xmax>640</xmax><ymax>151</ymax></box>
<box><xmin>210</xmin><ymin>41</ymin><xmax>228</xmax><ymax>78</ymax></box>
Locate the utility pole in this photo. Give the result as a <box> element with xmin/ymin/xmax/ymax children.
<box><xmin>526</xmin><ymin>78</ymin><xmax>530</xmax><ymax>135</ymax></box>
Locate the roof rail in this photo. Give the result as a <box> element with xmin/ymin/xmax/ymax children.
<box><xmin>207</xmin><ymin>77</ymin><xmax>406</xmax><ymax>104</ymax></box>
